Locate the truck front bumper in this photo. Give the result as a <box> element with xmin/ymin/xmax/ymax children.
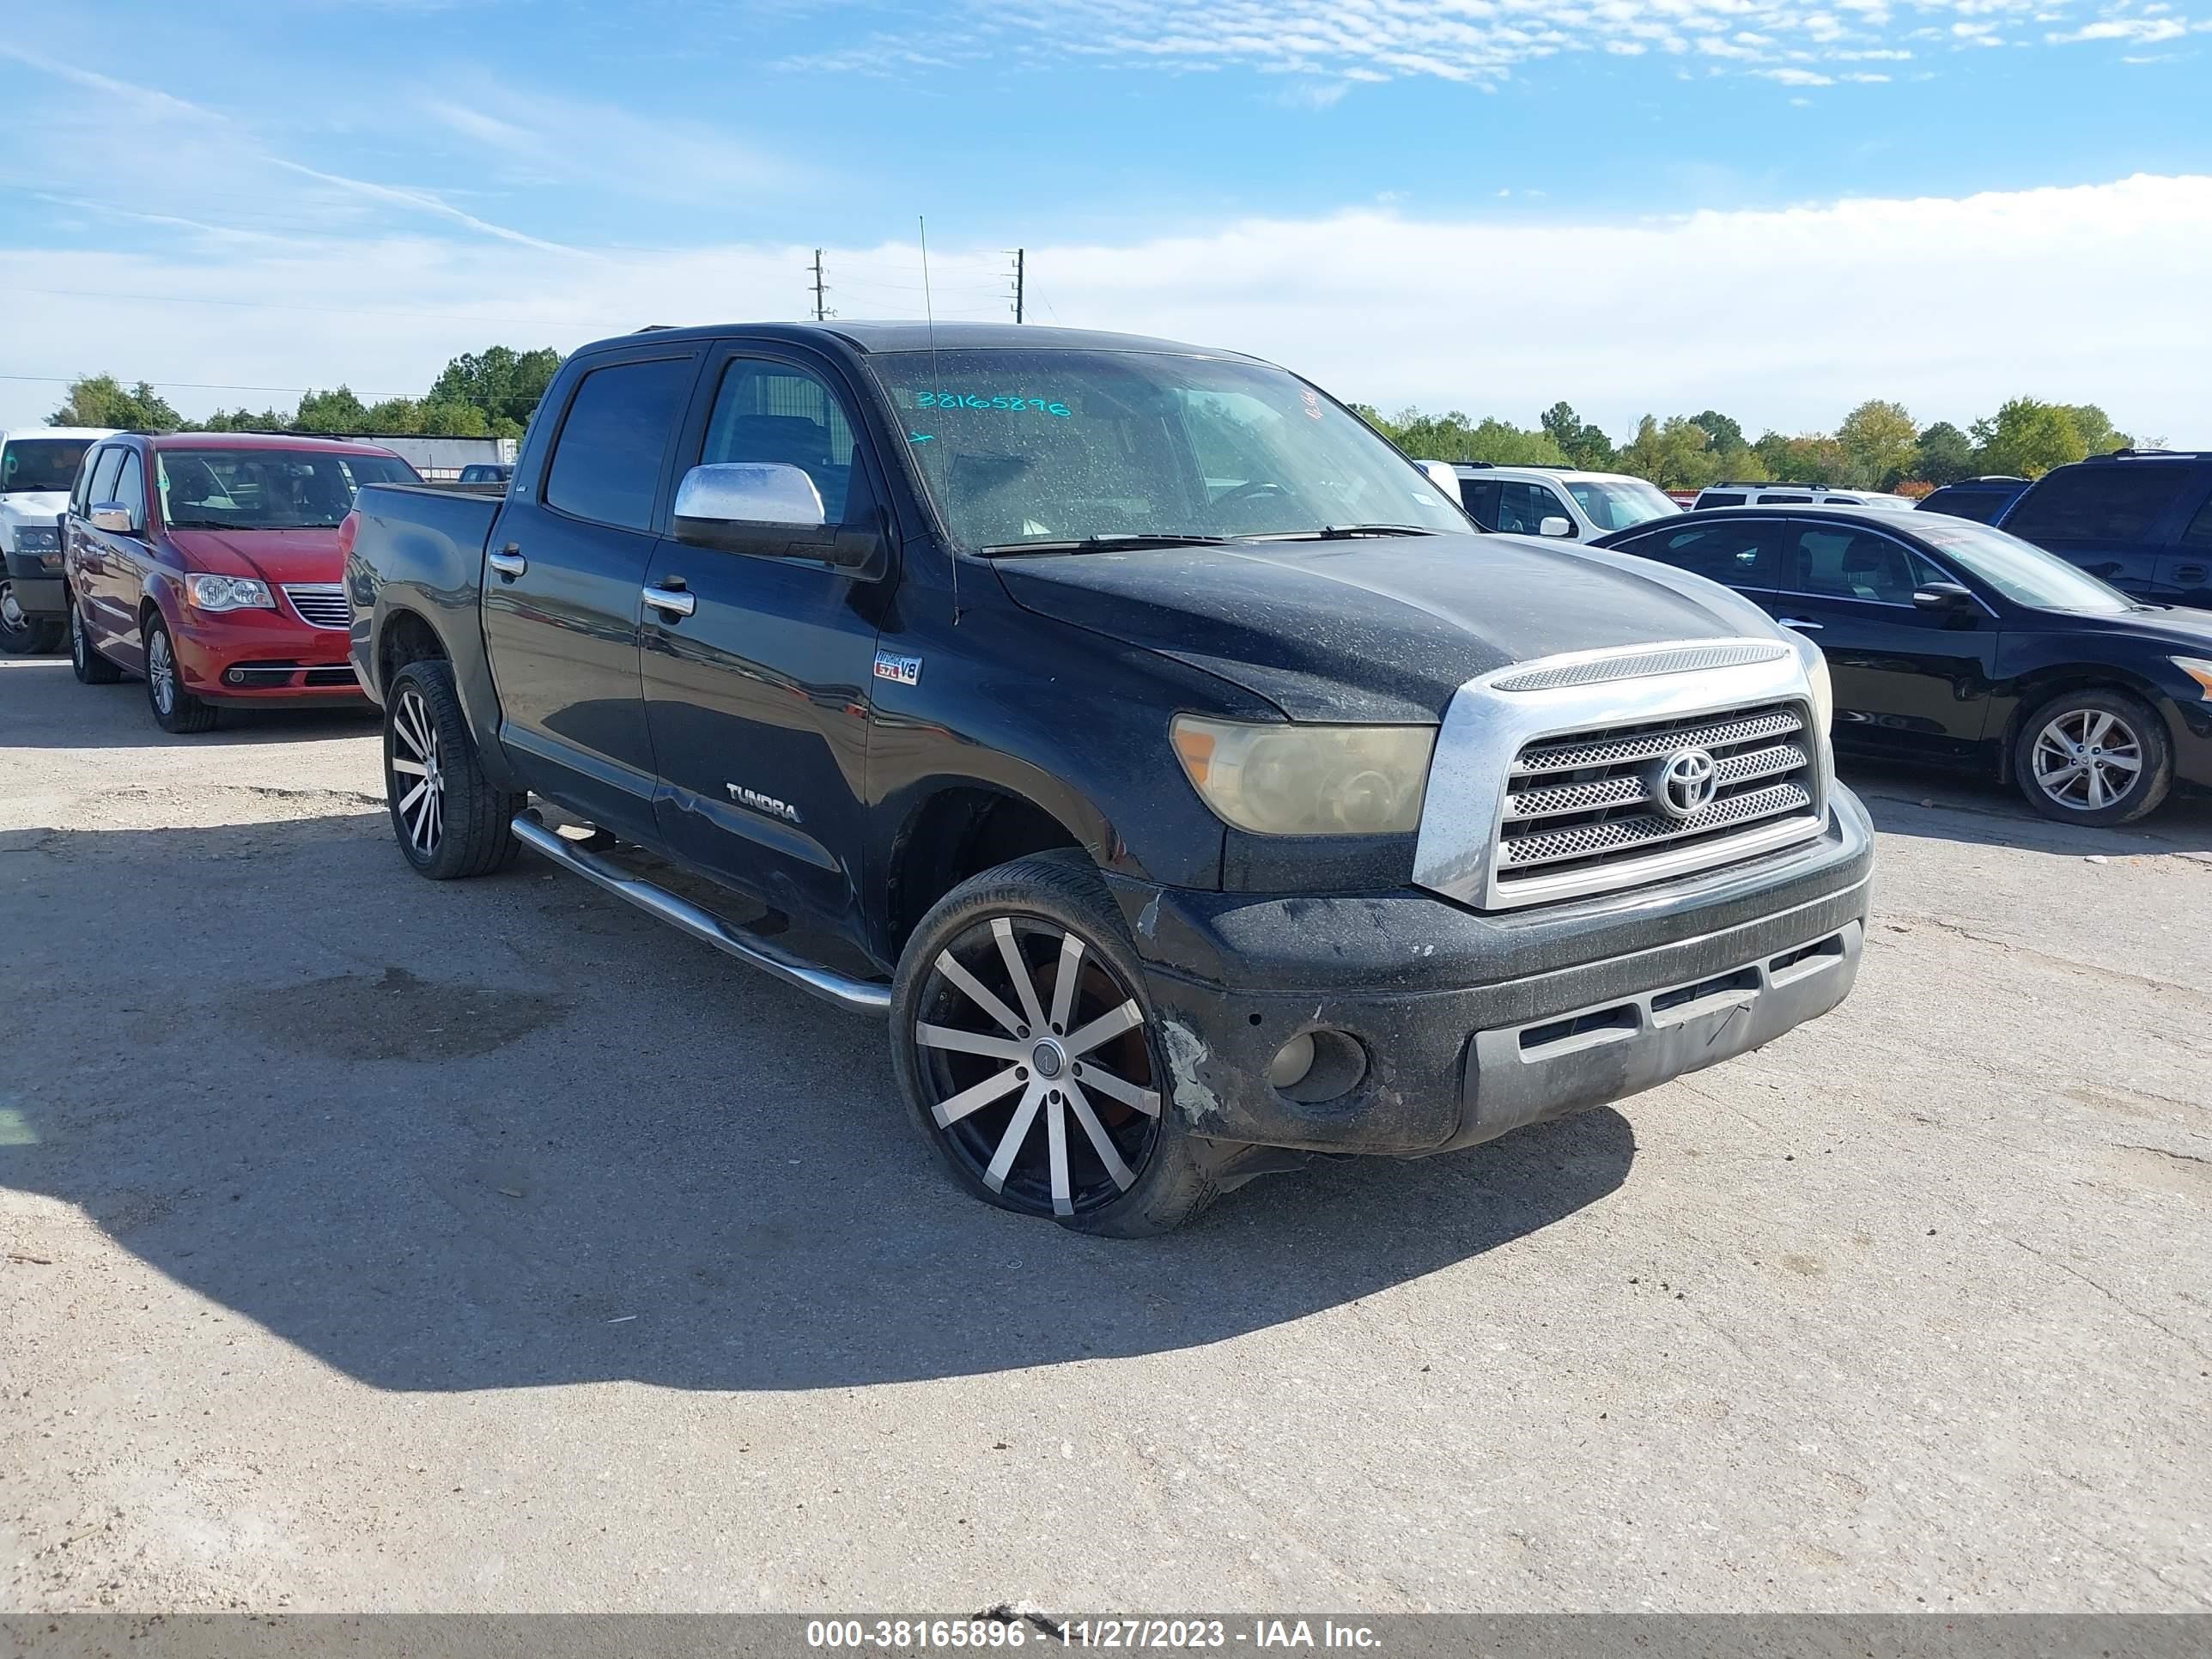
<box><xmin>3</xmin><ymin>551</ymin><xmax>65</xmax><ymax>618</ymax></box>
<box><xmin>1107</xmin><ymin>785</ymin><xmax>1875</xmax><ymax>1158</ymax></box>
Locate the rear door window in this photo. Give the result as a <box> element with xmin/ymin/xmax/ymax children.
<box><xmin>544</xmin><ymin>356</ymin><xmax>697</xmax><ymax>532</ymax></box>
<box><xmin>2176</xmin><ymin>487</ymin><xmax>2212</xmax><ymax>550</ymax></box>
<box><xmin>1618</xmin><ymin>519</ymin><xmax>1779</xmax><ymax>588</ymax></box>
<box><xmin>2005</xmin><ymin>466</ymin><xmax>2191</xmax><ymax>544</ymax></box>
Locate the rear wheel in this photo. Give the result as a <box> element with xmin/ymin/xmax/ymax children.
<box><xmin>384</xmin><ymin>659</ymin><xmax>524</xmax><ymax>879</ymax></box>
<box><xmin>0</xmin><ymin>577</ymin><xmax>63</xmax><ymax>655</ymax></box>
<box><xmin>2014</xmin><ymin>688</ymin><xmax>2172</xmax><ymax>825</ymax></box>
<box><xmin>890</xmin><ymin>851</ymin><xmax>1216</xmax><ymax>1237</ymax></box>
<box><xmin>70</xmin><ymin>602</ymin><xmax>121</xmax><ymax>684</ymax></box>
<box><xmin>143</xmin><ymin>614</ymin><xmax>217</xmax><ymax>733</ymax></box>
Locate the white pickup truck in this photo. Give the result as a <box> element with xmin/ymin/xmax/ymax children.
<box><xmin>1</xmin><ymin>427</ymin><xmax>116</xmax><ymax>653</ymax></box>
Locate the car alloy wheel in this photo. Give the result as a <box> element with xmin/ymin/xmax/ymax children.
<box><xmin>2031</xmin><ymin>707</ymin><xmax>2143</xmax><ymax>812</ymax></box>
<box><xmin>70</xmin><ymin>606</ymin><xmax>84</xmax><ymax>671</ymax></box>
<box><xmin>388</xmin><ymin>684</ymin><xmax>445</xmax><ymax>858</ymax></box>
<box><xmin>910</xmin><ymin>915</ymin><xmax>1164</xmax><ymax>1218</ymax></box>
<box><xmin>0</xmin><ymin>579</ymin><xmax>21</xmax><ymax>634</ymax></box>
<box><xmin>147</xmin><ymin>626</ymin><xmax>178</xmax><ymax>715</ymax></box>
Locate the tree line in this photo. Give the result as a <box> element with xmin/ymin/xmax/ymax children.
<box><xmin>1356</xmin><ymin>398</ymin><xmax>2145</xmax><ymax>492</ymax></box>
<box><xmin>45</xmin><ymin>347</ymin><xmax>564</xmax><ymax>441</ymax></box>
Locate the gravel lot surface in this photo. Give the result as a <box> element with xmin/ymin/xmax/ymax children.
<box><xmin>3</xmin><ymin>652</ymin><xmax>2208</xmax><ymax>1613</ymax></box>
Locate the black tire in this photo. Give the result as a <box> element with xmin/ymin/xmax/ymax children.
<box><xmin>0</xmin><ymin>577</ymin><xmax>63</xmax><ymax>655</ymax></box>
<box><xmin>384</xmin><ymin>659</ymin><xmax>525</xmax><ymax>879</ymax></box>
<box><xmin>143</xmin><ymin>612</ymin><xmax>217</xmax><ymax>733</ymax></box>
<box><xmin>2013</xmin><ymin>688</ymin><xmax>2172</xmax><ymax>826</ymax></box>
<box><xmin>890</xmin><ymin>850</ymin><xmax>1217</xmax><ymax>1237</ymax></box>
<box><xmin>69</xmin><ymin>601</ymin><xmax>121</xmax><ymax>684</ymax></box>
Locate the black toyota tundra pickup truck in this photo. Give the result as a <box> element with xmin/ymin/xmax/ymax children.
<box><xmin>343</xmin><ymin>322</ymin><xmax>1872</xmax><ymax>1236</ymax></box>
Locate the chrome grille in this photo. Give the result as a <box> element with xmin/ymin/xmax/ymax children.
<box><xmin>283</xmin><ymin>584</ymin><xmax>349</xmax><ymax>630</ymax></box>
<box><xmin>1491</xmin><ymin>701</ymin><xmax>1822</xmax><ymax>901</ymax></box>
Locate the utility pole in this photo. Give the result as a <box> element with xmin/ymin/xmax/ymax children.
<box><xmin>810</xmin><ymin>249</ymin><xmax>832</xmax><ymax>322</ymax></box>
<box><xmin>1010</xmin><ymin>248</ymin><xmax>1024</xmax><ymax>324</ymax></box>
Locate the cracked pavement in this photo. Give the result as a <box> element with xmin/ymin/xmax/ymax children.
<box><xmin>2</xmin><ymin>652</ymin><xmax>2209</xmax><ymax>1611</ymax></box>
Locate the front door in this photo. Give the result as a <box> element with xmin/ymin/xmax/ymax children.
<box><xmin>482</xmin><ymin>348</ymin><xmax>702</xmax><ymax>841</ymax></box>
<box><xmin>1771</xmin><ymin>520</ymin><xmax>1998</xmax><ymax>762</ymax></box>
<box><xmin>71</xmin><ymin>444</ymin><xmax>140</xmax><ymax>663</ymax></box>
<box><xmin>639</xmin><ymin>349</ymin><xmax>891</xmax><ymax>937</ymax></box>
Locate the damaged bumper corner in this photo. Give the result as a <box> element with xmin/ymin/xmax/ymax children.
<box><xmin>1107</xmin><ymin>785</ymin><xmax>1875</xmax><ymax>1158</ymax></box>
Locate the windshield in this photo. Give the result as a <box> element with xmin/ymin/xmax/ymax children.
<box><xmin>1915</xmin><ymin>517</ymin><xmax>2133</xmax><ymax>613</ymax></box>
<box><xmin>1564</xmin><ymin>478</ymin><xmax>1678</xmax><ymax>532</ymax></box>
<box><xmin>155</xmin><ymin>449</ymin><xmax>417</xmax><ymax>530</ymax></box>
<box><xmin>2</xmin><ymin>439</ymin><xmax>94</xmax><ymax>495</ymax></box>
<box><xmin>866</xmin><ymin>349</ymin><xmax>1470</xmax><ymax>549</ymax></box>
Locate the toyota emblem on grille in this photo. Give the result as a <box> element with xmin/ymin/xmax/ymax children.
<box><xmin>1652</xmin><ymin>747</ymin><xmax>1719</xmax><ymax>820</ymax></box>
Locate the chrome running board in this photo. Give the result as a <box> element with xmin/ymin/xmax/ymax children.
<box><xmin>510</xmin><ymin>816</ymin><xmax>891</xmax><ymax>1018</ymax></box>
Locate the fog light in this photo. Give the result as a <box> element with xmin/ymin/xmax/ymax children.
<box><xmin>1268</xmin><ymin>1032</ymin><xmax>1316</xmax><ymax>1089</ymax></box>
<box><xmin>226</xmin><ymin>669</ymin><xmax>246</xmax><ymax>684</ymax></box>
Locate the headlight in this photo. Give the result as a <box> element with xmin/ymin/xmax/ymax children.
<box><xmin>1171</xmin><ymin>715</ymin><xmax>1435</xmax><ymax>836</ymax></box>
<box><xmin>13</xmin><ymin>525</ymin><xmax>60</xmax><ymax>554</ymax></box>
<box><xmin>2174</xmin><ymin>657</ymin><xmax>2212</xmax><ymax>702</ymax></box>
<box><xmin>1792</xmin><ymin>635</ymin><xmax>1833</xmax><ymax>732</ymax></box>
<box><xmin>185</xmin><ymin>573</ymin><xmax>275</xmax><ymax>611</ymax></box>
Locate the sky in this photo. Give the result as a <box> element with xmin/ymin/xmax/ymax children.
<box><xmin>2</xmin><ymin>0</ymin><xmax>2209</xmax><ymax>442</ymax></box>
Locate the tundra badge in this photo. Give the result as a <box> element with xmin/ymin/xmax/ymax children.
<box><xmin>726</xmin><ymin>783</ymin><xmax>802</xmax><ymax>824</ymax></box>
<box><xmin>873</xmin><ymin>650</ymin><xmax>922</xmax><ymax>686</ymax></box>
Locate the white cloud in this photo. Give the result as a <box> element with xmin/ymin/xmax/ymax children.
<box><xmin>3</xmin><ymin>175</ymin><xmax>2206</xmax><ymax>444</ymax></box>
<box><xmin>768</xmin><ymin>0</ymin><xmax>2212</xmax><ymax>87</ymax></box>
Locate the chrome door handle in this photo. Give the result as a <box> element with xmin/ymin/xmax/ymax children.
<box><xmin>487</xmin><ymin>550</ymin><xmax>526</xmax><ymax>578</ymax></box>
<box><xmin>1777</xmin><ymin>617</ymin><xmax>1824</xmax><ymax>632</ymax></box>
<box><xmin>641</xmin><ymin>585</ymin><xmax>696</xmax><ymax>618</ymax></box>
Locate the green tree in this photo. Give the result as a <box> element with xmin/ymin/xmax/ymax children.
<box><xmin>1689</xmin><ymin>410</ymin><xmax>1745</xmax><ymax>454</ymax></box>
<box><xmin>1972</xmin><ymin>398</ymin><xmax>2088</xmax><ymax>479</ymax></box>
<box><xmin>1837</xmin><ymin>398</ymin><xmax>1917</xmax><ymax>489</ymax></box>
<box><xmin>291</xmin><ymin>386</ymin><xmax>371</xmax><ymax>434</ymax></box>
<box><xmin>1618</xmin><ymin>415</ymin><xmax>1726</xmax><ymax>489</ymax></box>
<box><xmin>1369</xmin><ymin>406</ymin><xmax>1566</xmax><ymax>466</ymax></box>
<box><xmin>1911</xmin><ymin>422</ymin><xmax>1975</xmax><ymax>485</ymax></box>
<box><xmin>1753</xmin><ymin>430</ymin><xmax>1850</xmax><ymax>485</ymax></box>
<box><xmin>428</xmin><ymin>345</ymin><xmax>562</xmax><ymax>437</ymax></box>
<box><xmin>1540</xmin><ymin>401</ymin><xmax>1617</xmax><ymax>470</ymax></box>
<box><xmin>48</xmin><ymin>374</ymin><xmax>181</xmax><ymax>431</ymax></box>
<box><xmin>2060</xmin><ymin>404</ymin><xmax>2130</xmax><ymax>457</ymax></box>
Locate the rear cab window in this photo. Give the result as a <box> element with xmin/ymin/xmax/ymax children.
<box><xmin>543</xmin><ymin>356</ymin><xmax>699</xmax><ymax>531</ymax></box>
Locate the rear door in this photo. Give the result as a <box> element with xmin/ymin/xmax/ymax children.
<box><xmin>482</xmin><ymin>347</ymin><xmax>702</xmax><ymax>841</ymax></box>
<box><xmin>1775</xmin><ymin>519</ymin><xmax>1998</xmax><ymax>761</ymax></box>
<box><xmin>637</xmin><ymin>346</ymin><xmax>891</xmax><ymax>929</ymax></box>
<box><xmin>2001</xmin><ymin>464</ymin><xmax>2195</xmax><ymax>599</ymax></box>
<box><xmin>2152</xmin><ymin>471</ymin><xmax>2212</xmax><ymax>610</ymax></box>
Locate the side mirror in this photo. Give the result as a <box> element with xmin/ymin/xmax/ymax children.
<box><xmin>1418</xmin><ymin>460</ymin><xmax>1462</xmax><ymax>506</ymax></box>
<box><xmin>1911</xmin><ymin>581</ymin><xmax>1975</xmax><ymax>612</ymax></box>
<box><xmin>672</xmin><ymin>462</ymin><xmax>882</xmax><ymax>574</ymax></box>
<box><xmin>88</xmin><ymin>502</ymin><xmax>134</xmax><ymax>534</ymax></box>
<box><xmin>1538</xmin><ymin>515</ymin><xmax>1576</xmax><ymax>539</ymax></box>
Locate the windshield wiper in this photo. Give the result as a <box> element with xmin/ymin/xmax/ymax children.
<box><xmin>980</xmin><ymin>533</ymin><xmax>1233</xmax><ymax>556</ymax></box>
<box><xmin>1244</xmin><ymin>524</ymin><xmax>1445</xmax><ymax>542</ymax></box>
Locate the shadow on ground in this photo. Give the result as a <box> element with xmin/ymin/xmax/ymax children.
<box><xmin>0</xmin><ymin>812</ymin><xmax>1637</xmax><ymax>1394</ymax></box>
<box><xmin>0</xmin><ymin>659</ymin><xmax>380</xmax><ymax>750</ymax></box>
<box><xmin>1841</xmin><ymin>757</ymin><xmax>2212</xmax><ymax>858</ymax></box>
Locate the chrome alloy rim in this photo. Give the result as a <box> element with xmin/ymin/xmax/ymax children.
<box><xmin>70</xmin><ymin>606</ymin><xmax>85</xmax><ymax>667</ymax></box>
<box><xmin>2032</xmin><ymin>708</ymin><xmax>2142</xmax><ymax>811</ymax></box>
<box><xmin>148</xmin><ymin>628</ymin><xmax>177</xmax><ymax>714</ymax></box>
<box><xmin>388</xmin><ymin>687</ymin><xmax>445</xmax><ymax>856</ymax></box>
<box><xmin>913</xmin><ymin>915</ymin><xmax>1163</xmax><ymax>1218</ymax></box>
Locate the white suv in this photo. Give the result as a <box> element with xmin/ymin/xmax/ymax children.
<box><xmin>1691</xmin><ymin>481</ymin><xmax>1917</xmax><ymax>514</ymax></box>
<box><xmin>1443</xmin><ymin>465</ymin><xmax>1682</xmax><ymax>541</ymax></box>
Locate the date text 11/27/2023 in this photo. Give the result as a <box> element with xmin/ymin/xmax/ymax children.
<box><xmin>803</xmin><ymin>1618</ymin><xmax>1382</xmax><ymax>1650</ymax></box>
<box><xmin>913</xmin><ymin>392</ymin><xmax>1072</xmax><ymax>416</ymax></box>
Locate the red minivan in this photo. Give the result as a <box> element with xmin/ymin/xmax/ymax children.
<box><xmin>64</xmin><ymin>433</ymin><xmax>419</xmax><ymax>732</ymax></box>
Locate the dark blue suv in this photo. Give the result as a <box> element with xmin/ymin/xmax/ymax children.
<box><xmin>1996</xmin><ymin>450</ymin><xmax>2212</xmax><ymax>608</ymax></box>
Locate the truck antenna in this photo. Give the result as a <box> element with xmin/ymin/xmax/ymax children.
<box><xmin>920</xmin><ymin>214</ymin><xmax>957</xmax><ymax>624</ymax></box>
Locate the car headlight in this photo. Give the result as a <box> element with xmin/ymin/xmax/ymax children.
<box><xmin>13</xmin><ymin>525</ymin><xmax>60</xmax><ymax>554</ymax></box>
<box><xmin>1792</xmin><ymin>635</ymin><xmax>1833</xmax><ymax>732</ymax></box>
<box><xmin>185</xmin><ymin>573</ymin><xmax>275</xmax><ymax>611</ymax></box>
<box><xmin>1171</xmin><ymin>715</ymin><xmax>1435</xmax><ymax>836</ymax></box>
<box><xmin>2174</xmin><ymin>657</ymin><xmax>2212</xmax><ymax>702</ymax></box>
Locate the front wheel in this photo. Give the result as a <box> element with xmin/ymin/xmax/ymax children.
<box><xmin>890</xmin><ymin>851</ymin><xmax>1217</xmax><ymax>1237</ymax></box>
<box><xmin>2014</xmin><ymin>688</ymin><xmax>2172</xmax><ymax>826</ymax></box>
<box><xmin>143</xmin><ymin>613</ymin><xmax>217</xmax><ymax>733</ymax></box>
<box><xmin>0</xmin><ymin>577</ymin><xmax>63</xmax><ymax>656</ymax></box>
<box><xmin>384</xmin><ymin>659</ymin><xmax>524</xmax><ymax>879</ymax></box>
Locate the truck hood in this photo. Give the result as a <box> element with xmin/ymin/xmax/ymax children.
<box><xmin>992</xmin><ymin>532</ymin><xmax>1785</xmax><ymax>721</ymax></box>
<box><xmin>164</xmin><ymin>526</ymin><xmax>344</xmax><ymax>586</ymax></box>
<box><xmin>0</xmin><ymin>491</ymin><xmax>69</xmax><ymax>534</ymax></box>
